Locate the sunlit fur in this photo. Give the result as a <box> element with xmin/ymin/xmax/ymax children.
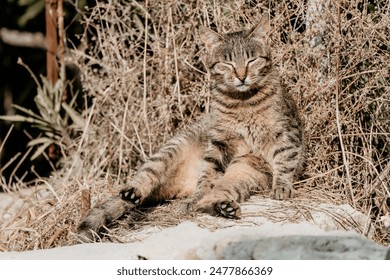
<box><xmin>78</xmin><ymin>19</ymin><xmax>305</xmax><ymax>242</ymax></box>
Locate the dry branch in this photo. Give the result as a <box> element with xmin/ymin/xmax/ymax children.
<box><xmin>0</xmin><ymin>28</ymin><xmax>45</xmax><ymax>49</ymax></box>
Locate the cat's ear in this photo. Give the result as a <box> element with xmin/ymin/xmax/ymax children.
<box><xmin>199</xmin><ymin>25</ymin><xmax>224</xmax><ymax>52</ymax></box>
<box><xmin>246</xmin><ymin>16</ymin><xmax>270</xmax><ymax>41</ymax></box>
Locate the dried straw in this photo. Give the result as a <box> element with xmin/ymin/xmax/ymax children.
<box><xmin>0</xmin><ymin>0</ymin><xmax>389</xmax><ymax>251</ymax></box>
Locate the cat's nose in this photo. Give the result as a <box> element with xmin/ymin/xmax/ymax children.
<box><xmin>236</xmin><ymin>68</ymin><xmax>247</xmax><ymax>84</ymax></box>
<box><xmin>238</xmin><ymin>76</ymin><xmax>247</xmax><ymax>84</ymax></box>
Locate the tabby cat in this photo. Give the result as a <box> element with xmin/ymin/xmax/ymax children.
<box><xmin>78</xmin><ymin>18</ymin><xmax>305</xmax><ymax>241</ymax></box>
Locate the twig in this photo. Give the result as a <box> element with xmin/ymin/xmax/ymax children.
<box><xmin>169</xmin><ymin>7</ymin><xmax>183</xmax><ymax>119</ymax></box>
<box><xmin>117</xmin><ymin>95</ymin><xmax>130</xmax><ymax>183</ymax></box>
<box><xmin>335</xmin><ymin>0</ymin><xmax>355</xmax><ymax>207</ymax></box>
<box><xmin>0</xmin><ymin>28</ymin><xmax>45</xmax><ymax>49</ymax></box>
<box><xmin>0</xmin><ymin>125</ymin><xmax>14</xmax><ymax>156</ymax></box>
<box><xmin>142</xmin><ymin>0</ymin><xmax>152</xmax><ymax>156</ymax></box>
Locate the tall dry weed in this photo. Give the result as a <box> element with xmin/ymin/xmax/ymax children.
<box><xmin>0</xmin><ymin>0</ymin><xmax>389</xmax><ymax>251</ymax></box>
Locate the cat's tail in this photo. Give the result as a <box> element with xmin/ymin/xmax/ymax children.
<box><xmin>75</xmin><ymin>196</ymin><xmax>136</xmax><ymax>243</ymax></box>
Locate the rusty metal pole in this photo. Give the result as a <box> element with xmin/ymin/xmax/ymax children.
<box><xmin>45</xmin><ymin>0</ymin><xmax>58</xmax><ymax>85</ymax></box>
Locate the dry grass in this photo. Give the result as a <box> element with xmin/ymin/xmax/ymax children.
<box><xmin>0</xmin><ymin>0</ymin><xmax>389</xmax><ymax>251</ymax></box>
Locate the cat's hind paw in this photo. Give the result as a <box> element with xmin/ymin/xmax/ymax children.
<box><xmin>120</xmin><ymin>187</ymin><xmax>142</xmax><ymax>205</ymax></box>
<box><xmin>214</xmin><ymin>200</ymin><xmax>241</xmax><ymax>219</ymax></box>
<box><xmin>196</xmin><ymin>196</ymin><xmax>241</xmax><ymax>219</ymax></box>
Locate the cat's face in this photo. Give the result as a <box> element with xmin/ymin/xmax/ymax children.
<box><xmin>200</xmin><ymin>20</ymin><xmax>272</xmax><ymax>95</ymax></box>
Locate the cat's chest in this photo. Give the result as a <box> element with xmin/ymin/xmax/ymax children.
<box><xmin>235</xmin><ymin>116</ymin><xmax>271</xmax><ymax>149</ymax></box>
<box><xmin>217</xmin><ymin>108</ymin><xmax>275</xmax><ymax>151</ymax></box>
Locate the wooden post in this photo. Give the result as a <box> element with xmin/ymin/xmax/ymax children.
<box><xmin>57</xmin><ymin>0</ymin><xmax>66</xmax><ymax>83</ymax></box>
<box><xmin>45</xmin><ymin>0</ymin><xmax>58</xmax><ymax>85</ymax></box>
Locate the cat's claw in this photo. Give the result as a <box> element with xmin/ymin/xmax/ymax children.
<box><xmin>120</xmin><ymin>187</ymin><xmax>142</xmax><ymax>205</ymax></box>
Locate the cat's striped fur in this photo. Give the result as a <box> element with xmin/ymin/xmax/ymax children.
<box><xmin>77</xmin><ymin>18</ymin><xmax>305</xmax><ymax>241</ymax></box>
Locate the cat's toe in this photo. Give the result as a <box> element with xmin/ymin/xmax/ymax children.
<box><xmin>177</xmin><ymin>198</ymin><xmax>197</xmax><ymax>214</ymax></box>
<box><xmin>215</xmin><ymin>200</ymin><xmax>241</xmax><ymax>219</ymax></box>
<box><xmin>120</xmin><ymin>187</ymin><xmax>142</xmax><ymax>205</ymax></box>
<box><xmin>272</xmin><ymin>186</ymin><xmax>293</xmax><ymax>200</ymax></box>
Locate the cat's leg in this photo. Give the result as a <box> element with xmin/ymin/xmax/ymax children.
<box><xmin>179</xmin><ymin>141</ymin><xmax>227</xmax><ymax>212</ymax></box>
<box><xmin>77</xmin><ymin>196</ymin><xmax>135</xmax><ymax>242</ymax></box>
<box><xmin>181</xmin><ymin>134</ymin><xmax>250</xmax><ymax>211</ymax></box>
<box><xmin>77</xmin><ymin>125</ymin><xmax>204</xmax><ymax>241</ymax></box>
<box><xmin>195</xmin><ymin>154</ymin><xmax>272</xmax><ymax>218</ymax></box>
<box><xmin>270</xmin><ymin>132</ymin><xmax>304</xmax><ymax>200</ymax></box>
<box><xmin>120</xmin><ymin>130</ymin><xmax>204</xmax><ymax>204</ymax></box>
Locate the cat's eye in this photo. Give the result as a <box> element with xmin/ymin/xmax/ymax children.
<box><xmin>213</xmin><ymin>61</ymin><xmax>235</xmax><ymax>74</ymax></box>
<box><xmin>247</xmin><ymin>56</ymin><xmax>267</xmax><ymax>65</ymax></box>
<box><xmin>220</xmin><ymin>62</ymin><xmax>235</xmax><ymax>69</ymax></box>
<box><xmin>248</xmin><ymin>58</ymin><xmax>258</xmax><ymax>64</ymax></box>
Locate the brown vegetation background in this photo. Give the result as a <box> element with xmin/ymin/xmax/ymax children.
<box><xmin>0</xmin><ymin>0</ymin><xmax>389</xmax><ymax>251</ymax></box>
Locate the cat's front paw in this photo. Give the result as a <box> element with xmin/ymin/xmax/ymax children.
<box><xmin>272</xmin><ymin>185</ymin><xmax>293</xmax><ymax>200</ymax></box>
<box><xmin>214</xmin><ymin>200</ymin><xmax>241</xmax><ymax>219</ymax></box>
<box><xmin>120</xmin><ymin>187</ymin><xmax>142</xmax><ymax>205</ymax></box>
